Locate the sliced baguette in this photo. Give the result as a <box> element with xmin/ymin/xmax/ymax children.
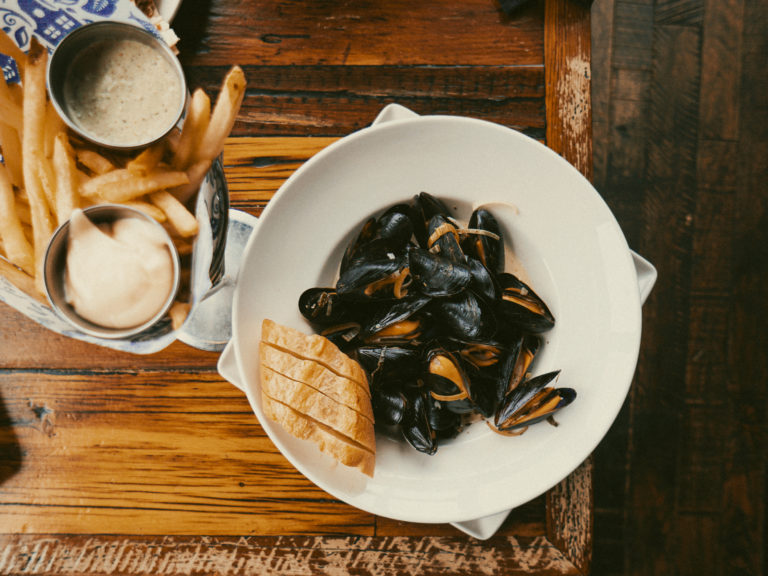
<box><xmin>261</xmin><ymin>319</ymin><xmax>369</xmax><ymax>394</ymax></box>
<box><xmin>260</xmin><ymin>364</ymin><xmax>376</xmax><ymax>452</ymax></box>
<box><xmin>262</xmin><ymin>395</ymin><xmax>375</xmax><ymax>477</ymax></box>
<box><xmin>260</xmin><ymin>343</ymin><xmax>374</xmax><ymax>422</ymax></box>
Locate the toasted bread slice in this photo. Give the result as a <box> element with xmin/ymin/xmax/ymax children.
<box><xmin>260</xmin><ymin>343</ymin><xmax>374</xmax><ymax>422</ymax></box>
<box><xmin>261</xmin><ymin>319</ymin><xmax>369</xmax><ymax>394</ymax></box>
<box><xmin>262</xmin><ymin>395</ymin><xmax>375</xmax><ymax>477</ymax></box>
<box><xmin>260</xmin><ymin>364</ymin><xmax>376</xmax><ymax>452</ymax></box>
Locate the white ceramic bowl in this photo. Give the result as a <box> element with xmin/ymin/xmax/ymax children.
<box><xmin>228</xmin><ymin>112</ymin><xmax>643</xmax><ymax>524</ymax></box>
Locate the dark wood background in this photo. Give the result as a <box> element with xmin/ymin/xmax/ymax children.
<box><xmin>590</xmin><ymin>0</ymin><xmax>767</xmax><ymax>574</ymax></box>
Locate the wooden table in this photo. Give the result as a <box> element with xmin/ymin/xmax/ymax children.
<box><xmin>0</xmin><ymin>1</ymin><xmax>596</xmax><ymax>573</ymax></box>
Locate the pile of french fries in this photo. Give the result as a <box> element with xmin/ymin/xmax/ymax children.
<box><xmin>0</xmin><ymin>33</ymin><xmax>246</xmax><ymax>316</ymax></box>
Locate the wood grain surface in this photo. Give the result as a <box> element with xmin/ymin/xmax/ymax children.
<box><xmin>0</xmin><ymin>0</ymin><xmax>599</xmax><ymax>574</ymax></box>
<box><xmin>589</xmin><ymin>0</ymin><xmax>767</xmax><ymax>574</ymax></box>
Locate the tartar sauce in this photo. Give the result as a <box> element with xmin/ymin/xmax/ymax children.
<box><xmin>64</xmin><ymin>209</ymin><xmax>175</xmax><ymax>329</ymax></box>
<box><xmin>63</xmin><ymin>38</ymin><xmax>183</xmax><ymax>146</ymax></box>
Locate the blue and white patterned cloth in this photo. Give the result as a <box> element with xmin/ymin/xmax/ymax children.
<box><xmin>1</xmin><ymin>0</ymin><xmax>158</xmax><ymax>82</ymax></box>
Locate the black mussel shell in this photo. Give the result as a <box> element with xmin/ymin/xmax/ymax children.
<box><xmin>495</xmin><ymin>370</ymin><xmax>576</xmax><ymax>430</ymax></box>
<box><xmin>340</xmin><ymin>217</ymin><xmax>377</xmax><ymax>274</ymax></box>
<box><xmin>463</xmin><ymin>208</ymin><xmax>505</xmax><ymax>273</ymax></box>
<box><xmin>466</xmin><ymin>257</ymin><xmax>498</xmax><ymax>301</ymax></box>
<box><xmin>373</xmin><ymin>204</ymin><xmax>414</xmax><ymax>252</ymax></box>
<box><xmin>425</xmin><ymin>347</ymin><xmax>476</xmax><ymax>414</ymax></box>
<box><xmin>412</xmin><ymin>192</ymin><xmax>453</xmax><ymax>248</ymax></box>
<box><xmin>433</xmin><ymin>291</ymin><xmax>497</xmax><ymax>343</ymax></box>
<box><xmin>409</xmin><ymin>247</ymin><xmax>471</xmax><ymax>297</ymax></box>
<box><xmin>427</xmin><ymin>214</ymin><xmax>464</xmax><ymax>263</ymax></box>
<box><xmin>361</xmin><ymin>295</ymin><xmax>431</xmax><ymax>338</ymax></box>
<box><xmin>496</xmin><ymin>334</ymin><xmax>540</xmax><ymax>404</ymax></box>
<box><xmin>496</xmin><ymin>273</ymin><xmax>555</xmax><ymax>333</ymax></box>
<box><xmin>298</xmin><ymin>287</ymin><xmax>353</xmax><ymax>326</ymax></box>
<box><xmin>357</xmin><ymin>345</ymin><xmax>422</xmax><ymax>380</ymax></box>
<box><xmin>458</xmin><ymin>341</ymin><xmax>504</xmax><ymax>369</ymax></box>
<box><xmin>371</xmin><ymin>381</ymin><xmax>407</xmax><ymax>426</ymax></box>
<box><xmin>319</xmin><ymin>322</ymin><xmax>361</xmax><ymax>351</ymax></box>
<box><xmin>401</xmin><ymin>384</ymin><xmax>438</xmax><ymax>455</ymax></box>
<box><xmin>425</xmin><ymin>396</ymin><xmax>462</xmax><ymax>438</ymax></box>
<box><xmin>336</xmin><ymin>254</ymin><xmax>411</xmax><ymax>300</ymax></box>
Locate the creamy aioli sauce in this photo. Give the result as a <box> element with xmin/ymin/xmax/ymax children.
<box><xmin>64</xmin><ymin>209</ymin><xmax>175</xmax><ymax>329</ymax></box>
<box><xmin>63</xmin><ymin>38</ymin><xmax>182</xmax><ymax>146</ymax></box>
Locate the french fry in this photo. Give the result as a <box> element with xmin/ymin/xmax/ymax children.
<box><xmin>80</xmin><ymin>168</ymin><xmax>189</xmax><ymax>203</ymax></box>
<box><xmin>0</xmin><ymin>121</ymin><xmax>23</xmax><ymax>187</ymax></box>
<box><xmin>171</xmin><ymin>159</ymin><xmax>209</xmax><ymax>204</ymax></box>
<box><xmin>150</xmin><ymin>190</ymin><xmax>198</xmax><ymax>237</ymax></box>
<box><xmin>52</xmin><ymin>133</ymin><xmax>79</xmax><ymax>225</ymax></box>
<box><xmin>0</xmin><ymin>163</ymin><xmax>34</xmax><ymax>275</ymax></box>
<box><xmin>0</xmin><ymin>80</ymin><xmax>22</xmax><ymax>131</ymax></box>
<box><xmin>0</xmin><ymin>255</ymin><xmax>45</xmax><ymax>304</ymax></box>
<box><xmin>21</xmin><ymin>38</ymin><xmax>54</xmax><ymax>293</ymax></box>
<box><xmin>0</xmin><ymin>29</ymin><xmax>27</xmax><ymax>75</ymax></box>
<box><xmin>194</xmin><ymin>66</ymin><xmax>245</xmax><ymax>166</ymax></box>
<box><xmin>75</xmin><ymin>148</ymin><xmax>116</xmax><ymax>175</ymax></box>
<box><xmin>120</xmin><ymin>200</ymin><xmax>166</xmax><ymax>222</ymax></box>
<box><xmin>44</xmin><ymin>101</ymin><xmax>64</xmax><ymax>159</ymax></box>
<box><xmin>173</xmin><ymin>88</ymin><xmax>210</xmax><ymax>170</ymax></box>
<box><xmin>126</xmin><ymin>140</ymin><xmax>166</xmax><ymax>175</ymax></box>
<box><xmin>168</xmin><ymin>301</ymin><xmax>190</xmax><ymax>330</ymax></box>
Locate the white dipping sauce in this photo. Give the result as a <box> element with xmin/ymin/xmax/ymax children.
<box><xmin>65</xmin><ymin>209</ymin><xmax>175</xmax><ymax>329</ymax></box>
<box><xmin>63</xmin><ymin>38</ymin><xmax>182</xmax><ymax>146</ymax></box>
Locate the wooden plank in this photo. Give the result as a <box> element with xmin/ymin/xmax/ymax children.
<box><xmin>546</xmin><ymin>458</ymin><xmax>593</xmax><ymax>576</ymax></box>
<box><xmin>544</xmin><ymin>2</ymin><xmax>593</xmax><ymax>573</ymax></box>
<box><xmin>0</xmin><ymin>534</ymin><xmax>582</xmax><ymax>576</ymax></box>
<box><xmin>589</xmin><ymin>0</ymin><xmax>615</xmax><ymax>189</ymax></box>
<box><xmin>0</xmin><ymin>371</ymin><xmax>373</xmax><ymax>535</ymax></box>
<box><xmin>628</xmin><ymin>21</ymin><xmax>702</xmax><ymax>576</ymax></box>
<box><xmin>654</xmin><ymin>0</ymin><xmax>704</xmax><ymax>26</ymax></box>
<box><xmin>545</xmin><ymin>0</ymin><xmax>593</xmax><ymax>180</ymax></box>
<box><xmin>186</xmin><ymin>65</ymin><xmax>546</xmax><ymax>137</ymax></box>
<box><xmin>173</xmin><ymin>0</ymin><xmax>545</xmax><ymax>67</ymax></box>
<box><xmin>611</xmin><ymin>2</ymin><xmax>654</xmax><ymax>71</ymax></box>
<box><xmin>699</xmin><ymin>0</ymin><xmax>744</xmax><ymax>140</ymax></box>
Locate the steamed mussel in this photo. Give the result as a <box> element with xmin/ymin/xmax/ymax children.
<box><xmin>298</xmin><ymin>192</ymin><xmax>575</xmax><ymax>454</ymax></box>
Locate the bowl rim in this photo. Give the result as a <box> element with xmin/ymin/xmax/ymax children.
<box><xmin>230</xmin><ymin>112</ymin><xmax>642</xmax><ymax>523</ymax></box>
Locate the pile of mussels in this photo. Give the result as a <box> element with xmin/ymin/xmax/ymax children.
<box><xmin>298</xmin><ymin>192</ymin><xmax>576</xmax><ymax>455</ymax></box>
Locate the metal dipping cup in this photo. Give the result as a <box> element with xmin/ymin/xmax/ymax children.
<box><xmin>43</xmin><ymin>204</ymin><xmax>181</xmax><ymax>340</ymax></box>
<box><xmin>47</xmin><ymin>21</ymin><xmax>187</xmax><ymax>150</ymax></box>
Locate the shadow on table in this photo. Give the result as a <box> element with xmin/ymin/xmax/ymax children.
<box><xmin>0</xmin><ymin>392</ymin><xmax>22</xmax><ymax>484</ymax></box>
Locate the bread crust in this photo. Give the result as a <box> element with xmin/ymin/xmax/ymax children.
<box><xmin>260</xmin><ymin>365</ymin><xmax>376</xmax><ymax>451</ymax></box>
<box><xmin>261</xmin><ymin>319</ymin><xmax>369</xmax><ymax>392</ymax></box>
<box><xmin>260</xmin><ymin>343</ymin><xmax>374</xmax><ymax>422</ymax></box>
<box><xmin>262</xmin><ymin>395</ymin><xmax>375</xmax><ymax>477</ymax></box>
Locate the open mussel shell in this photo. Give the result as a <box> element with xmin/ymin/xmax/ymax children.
<box><xmin>494</xmin><ymin>370</ymin><xmax>576</xmax><ymax>431</ymax></box>
<box><xmin>425</xmin><ymin>396</ymin><xmax>462</xmax><ymax>438</ymax></box>
<box><xmin>361</xmin><ymin>295</ymin><xmax>430</xmax><ymax>338</ymax></box>
<box><xmin>336</xmin><ymin>253</ymin><xmax>411</xmax><ymax>300</ymax></box>
<box><xmin>298</xmin><ymin>287</ymin><xmax>355</xmax><ymax>326</ymax></box>
<box><xmin>462</xmin><ymin>208</ymin><xmax>505</xmax><ymax>274</ymax></box>
<box><xmin>319</xmin><ymin>322</ymin><xmax>362</xmax><ymax>351</ymax></box>
<box><xmin>496</xmin><ymin>334</ymin><xmax>540</xmax><ymax>404</ymax></box>
<box><xmin>496</xmin><ymin>272</ymin><xmax>555</xmax><ymax>333</ymax></box>
<box><xmin>426</xmin><ymin>347</ymin><xmax>476</xmax><ymax>414</ymax></box>
<box><xmin>408</xmin><ymin>247</ymin><xmax>471</xmax><ymax>297</ymax></box>
<box><xmin>357</xmin><ymin>345</ymin><xmax>422</xmax><ymax>379</ymax></box>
